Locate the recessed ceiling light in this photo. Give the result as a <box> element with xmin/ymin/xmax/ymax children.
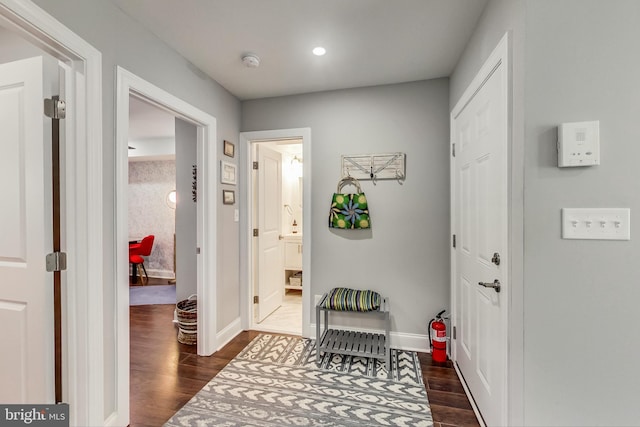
<box><xmin>312</xmin><ymin>46</ymin><xmax>326</xmax><ymax>56</ymax></box>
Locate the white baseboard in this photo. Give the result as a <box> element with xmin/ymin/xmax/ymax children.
<box><xmin>308</xmin><ymin>323</ymin><xmax>429</xmax><ymax>353</ymax></box>
<box><xmin>390</xmin><ymin>331</ymin><xmax>430</xmax><ymax>353</ymax></box>
<box><xmin>454</xmin><ymin>363</ymin><xmax>485</xmax><ymax>426</ymax></box>
<box><xmin>216</xmin><ymin>317</ymin><xmax>242</xmax><ymax>351</ymax></box>
<box><xmin>146</xmin><ymin>268</ymin><xmax>174</xmax><ymax>279</ymax></box>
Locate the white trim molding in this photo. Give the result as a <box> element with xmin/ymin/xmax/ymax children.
<box><xmin>115</xmin><ymin>67</ymin><xmax>218</xmax><ymax>427</ymax></box>
<box><xmin>0</xmin><ymin>1</ymin><xmax>104</xmax><ymax>426</ymax></box>
<box><xmin>216</xmin><ymin>317</ymin><xmax>243</xmax><ymax>351</ymax></box>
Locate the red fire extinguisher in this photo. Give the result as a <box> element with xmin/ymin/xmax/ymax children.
<box><xmin>429</xmin><ymin>310</ymin><xmax>447</xmax><ymax>363</ymax></box>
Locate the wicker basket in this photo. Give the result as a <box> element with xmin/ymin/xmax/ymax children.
<box><xmin>177</xmin><ymin>329</ymin><xmax>197</xmax><ymax>345</ymax></box>
<box><xmin>289</xmin><ymin>271</ymin><xmax>302</xmax><ymax>287</ymax></box>
<box><xmin>176</xmin><ymin>295</ymin><xmax>197</xmax><ymax>345</ymax></box>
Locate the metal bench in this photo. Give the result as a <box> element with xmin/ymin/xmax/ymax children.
<box><xmin>315</xmin><ymin>292</ymin><xmax>391</xmax><ymax>376</ymax></box>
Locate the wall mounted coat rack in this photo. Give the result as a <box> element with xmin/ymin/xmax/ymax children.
<box><xmin>341</xmin><ymin>153</ymin><xmax>406</xmax><ymax>182</ymax></box>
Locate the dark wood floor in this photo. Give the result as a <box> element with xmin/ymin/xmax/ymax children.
<box><xmin>130</xmin><ymin>304</ymin><xmax>479</xmax><ymax>427</ymax></box>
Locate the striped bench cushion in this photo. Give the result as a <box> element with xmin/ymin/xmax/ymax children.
<box><xmin>323</xmin><ymin>288</ymin><xmax>381</xmax><ymax>312</ymax></box>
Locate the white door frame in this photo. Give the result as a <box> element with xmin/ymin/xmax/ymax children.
<box><xmin>0</xmin><ymin>1</ymin><xmax>104</xmax><ymax>425</ymax></box>
<box><xmin>115</xmin><ymin>67</ymin><xmax>217</xmax><ymax>426</ymax></box>
<box><xmin>240</xmin><ymin>128</ymin><xmax>312</xmax><ymax>338</ymax></box>
<box><xmin>450</xmin><ymin>32</ymin><xmax>523</xmax><ymax>426</ymax></box>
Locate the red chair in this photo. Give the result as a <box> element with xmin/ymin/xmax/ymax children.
<box><xmin>129</xmin><ymin>235</ymin><xmax>154</xmax><ymax>284</ymax></box>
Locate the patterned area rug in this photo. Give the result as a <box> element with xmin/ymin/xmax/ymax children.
<box><xmin>164</xmin><ymin>334</ymin><xmax>432</xmax><ymax>427</ymax></box>
<box><xmin>237</xmin><ymin>334</ymin><xmax>424</xmax><ymax>385</ymax></box>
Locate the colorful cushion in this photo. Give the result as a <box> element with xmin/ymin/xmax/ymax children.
<box><xmin>323</xmin><ymin>288</ymin><xmax>381</xmax><ymax>312</ymax></box>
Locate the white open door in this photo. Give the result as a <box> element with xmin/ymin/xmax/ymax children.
<box><xmin>451</xmin><ymin>36</ymin><xmax>509</xmax><ymax>426</ymax></box>
<box><xmin>256</xmin><ymin>145</ymin><xmax>283</xmax><ymax>322</ymax></box>
<box><xmin>0</xmin><ymin>56</ymin><xmax>59</xmax><ymax>403</ymax></box>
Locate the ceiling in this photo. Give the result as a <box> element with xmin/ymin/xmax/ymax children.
<box><xmin>111</xmin><ymin>0</ymin><xmax>487</xmax><ymax>100</ymax></box>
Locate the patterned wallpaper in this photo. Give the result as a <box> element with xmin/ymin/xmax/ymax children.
<box><xmin>128</xmin><ymin>160</ymin><xmax>176</xmax><ymax>278</ymax></box>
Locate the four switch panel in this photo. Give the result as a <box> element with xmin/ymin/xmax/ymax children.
<box><xmin>562</xmin><ymin>208</ymin><xmax>630</xmax><ymax>240</ymax></box>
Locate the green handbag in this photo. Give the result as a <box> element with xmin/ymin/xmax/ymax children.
<box><xmin>329</xmin><ymin>176</ymin><xmax>371</xmax><ymax>229</ymax></box>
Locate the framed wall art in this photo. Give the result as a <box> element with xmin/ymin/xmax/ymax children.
<box><xmin>223</xmin><ymin>140</ymin><xmax>235</xmax><ymax>158</ymax></box>
<box><xmin>220</xmin><ymin>160</ymin><xmax>237</xmax><ymax>185</ymax></box>
<box><xmin>222</xmin><ymin>189</ymin><xmax>235</xmax><ymax>205</ymax></box>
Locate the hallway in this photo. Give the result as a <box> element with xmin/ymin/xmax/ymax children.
<box><xmin>129</xmin><ymin>304</ymin><xmax>478</xmax><ymax>426</ymax></box>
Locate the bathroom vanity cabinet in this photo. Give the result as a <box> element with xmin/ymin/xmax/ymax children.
<box><xmin>284</xmin><ymin>235</ymin><xmax>302</xmax><ymax>290</ymax></box>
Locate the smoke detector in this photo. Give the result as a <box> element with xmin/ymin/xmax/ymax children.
<box><xmin>242</xmin><ymin>54</ymin><xmax>260</xmax><ymax>68</ymax></box>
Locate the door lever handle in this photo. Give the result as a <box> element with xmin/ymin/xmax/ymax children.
<box><xmin>478</xmin><ymin>279</ymin><xmax>501</xmax><ymax>293</ymax></box>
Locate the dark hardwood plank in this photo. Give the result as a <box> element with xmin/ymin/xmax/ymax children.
<box><xmin>426</xmin><ymin>376</ymin><xmax>467</xmax><ymax>394</ymax></box>
<box><xmin>419</xmin><ymin>353</ymin><xmax>480</xmax><ymax>427</ymax></box>
<box><xmin>130</xmin><ymin>305</ymin><xmax>479</xmax><ymax>426</ymax></box>
<box><xmin>430</xmin><ymin>404</ymin><xmax>480</xmax><ymax>426</ymax></box>
<box><xmin>426</xmin><ymin>389</ymin><xmax>475</xmax><ymax>411</ymax></box>
<box><xmin>129</xmin><ymin>305</ymin><xmax>257</xmax><ymax>426</ymax></box>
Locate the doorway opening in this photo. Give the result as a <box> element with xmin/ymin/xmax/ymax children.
<box><xmin>127</xmin><ymin>95</ymin><xmax>178</xmax><ymax>295</ymax></box>
<box><xmin>252</xmin><ymin>139</ymin><xmax>303</xmax><ymax>335</ymax></box>
<box><xmin>240</xmin><ymin>128</ymin><xmax>312</xmax><ymax>338</ymax></box>
<box><xmin>450</xmin><ymin>33</ymin><xmax>511</xmax><ymax>426</ymax></box>
<box><xmin>0</xmin><ymin>23</ymin><xmax>63</xmax><ymax>404</ymax></box>
<box><xmin>0</xmin><ymin>3</ymin><xmax>103</xmax><ymax>424</ymax></box>
<box><xmin>115</xmin><ymin>67</ymin><xmax>218</xmax><ymax>425</ymax></box>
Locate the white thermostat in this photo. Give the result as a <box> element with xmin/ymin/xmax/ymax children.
<box><xmin>557</xmin><ymin>120</ymin><xmax>600</xmax><ymax>167</ymax></box>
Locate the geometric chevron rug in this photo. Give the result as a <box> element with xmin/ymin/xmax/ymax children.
<box><xmin>236</xmin><ymin>334</ymin><xmax>425</xmax><ymax>385</ymax></box>
<box><xmin>164</xmin><ymin>334</ymin><xmax>433</xmax><ymax>427</ymax></box>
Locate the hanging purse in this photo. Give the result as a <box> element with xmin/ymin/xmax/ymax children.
<box><xmin>329</xmin><ymin>176</ymin><xmax>371</xmax><ymax>229</ymax></box>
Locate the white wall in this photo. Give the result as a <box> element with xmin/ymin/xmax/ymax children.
<box><xmin>282</xmin><ymin>152</ymin><xmax>303</xmax><ymax>235</ymax></box>
<box><xmin>242</xmin><ymin>79</ymin><xmax>450</xmax><ymax>337</ymax></box>
<box><xmin>32</xmin><ymin>0</ymin><xmax>242</xmax><ymax>421</ymax></box>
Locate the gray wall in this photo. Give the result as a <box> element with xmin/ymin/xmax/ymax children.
<box><xmin>32</xmin><ymin>0</ymin><xmax>242</xmax><ymax>421</ymax></box>
<box><xmin>452</xmin><ymin>0</ymin><xmax>640</xmax><ymax>425</ymax></box>
<box><xmin>218</xmin><ymin>148</ymin><xmax>240</xmax><ymax>332</ymax></box>
<box><xmin>242</xmin><ymin>79</ymin><xmax>450</xmax><ymax>336</ymax></box>
<box><xmin>523</xmin><ymin>1</ymin><xmax>640</xmax><ymax>425</ymax></box>
<box><xmin>175</xmin><ymin>119</ymin><xmax>197</xmax><ymax>301</ymax></box>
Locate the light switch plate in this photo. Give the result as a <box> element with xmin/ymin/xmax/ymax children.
<box><xmin>562</xmin><ymin>208</ymin><xmax>630</xmax><ymax>240</ymax></box>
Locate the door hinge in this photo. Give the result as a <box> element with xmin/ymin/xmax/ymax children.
<box><xmin>196</xmin><ymin>247</ymin><xmax>201</xmax><ymax>254</ymax></box>
<box><xmin>253</xmin><ymin>161</ymin><xmax>259</xmax><ymax>170</ymax></box>
<box><xmin>253</xmin><ymin>296</ymin><xmax>259</xmax><ymax>304</ymax></box>
<box><xmin>453</xmin><ymin>326</ymin><xmax>457</xmax><ymax>340</ymax></box>
<box><xmin>452</xmin><ymin>143</ymin><xmax>456</xmax><ymax>157</ymax></box>
<box><xmin>452</xmin><ymin>234</ymin><xmax>456</xmax><ymax>248</ymax></box>
<box><xmin>46</xmin><ymin>252</ymin><xmax>67</xmax><ymax>272</ymax></box>
<box><xmin>253</xmin><ymin>228</ymin><xmax>259</xmax><ymax>237</ymax></box>
<box><xmin>44</xmin><ymin>96</ymin><xmax>66</xmax><ymax>119</ymax></box>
